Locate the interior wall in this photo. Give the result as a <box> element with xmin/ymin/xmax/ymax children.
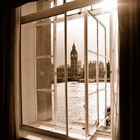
<box><xmin>118</xmin><ymin>1</ymin><xmax>140</xmax><ymax>140</ymax></box>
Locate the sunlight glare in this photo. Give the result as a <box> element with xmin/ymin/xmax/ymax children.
<box><xmin>98</xmin><ymin>0</ymin><xmax>118</xmax><ymax>10</ymax></box>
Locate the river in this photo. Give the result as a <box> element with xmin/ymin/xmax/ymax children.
<box><xmin>52</xmin><ymin>81</ymin><xmax>110</xmax><ymax>130</ymax></box>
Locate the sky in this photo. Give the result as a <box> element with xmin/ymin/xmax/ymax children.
<box><xmin>21</xmin><ymin>10</ymin><xmax>110</xmax><ymax>68</ymax></box>
<box><xmin>56</xmin><ymin>13</ymin><xmax>110</xmax><ymax>66</ymax></box>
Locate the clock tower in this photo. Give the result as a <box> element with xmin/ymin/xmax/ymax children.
<box><xmin>70</xmin><ymin>43</ymin><xmax>78</xmax><ymax>78</ymax></box>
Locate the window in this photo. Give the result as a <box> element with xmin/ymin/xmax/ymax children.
<box><xmin>20</xmin><ymin>0</ymin><xmax>117</xmax><ymax>139</ymax></box>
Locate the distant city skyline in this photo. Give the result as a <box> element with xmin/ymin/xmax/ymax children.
<box><xmin>56</xmin><ymin>43</ymin><xmax>110</xmax><ymax>82</ymax></box>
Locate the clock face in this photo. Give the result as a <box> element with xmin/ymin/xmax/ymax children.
<box><xmin>71</xmin><ymin>54</ymin><xmax>77</xmax><ymax>58</ymax></box>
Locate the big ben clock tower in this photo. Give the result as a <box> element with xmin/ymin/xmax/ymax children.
<box><xmin>70</xmin><ymin>43</ymin><xmax>78</xmax><ymax>78</ymax></box>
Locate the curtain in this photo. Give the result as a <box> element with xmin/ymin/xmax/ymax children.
<box><xmin>118</xmin><ymin>1</ymin><xmax>140</xmax><ymax>140</ymax></box>
<box><xmin>0</xmin><ymin>8</ymin><xmax>18</xmax><ymax>140</ymax></box>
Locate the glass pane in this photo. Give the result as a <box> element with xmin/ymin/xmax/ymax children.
<box><xmin>88</xmin><ymin>13</ymin><xmax>97</xmax><ymax>53</ymax></box>
<box><xmin>88</xmin><ymin>54</ymin><xmax>97</xmax><ymax>86</ymax></box>
<box><xmin>98</xmin><ymin>56</ymin><xmax>105</xmax><ymax>90</ymax></box>
<box><xmin>86</xmin><ymin>11</ymin><xmax>111</xmax><ymax>132</ymax></box>
<box><xmin>97</xmin><ymin>14</ymin><xmax>111</xmax><ymax>128</ymax></box>
<box><xmin>36</xmin><ymin>58</ymin><xmax>53</xmax><ymax>89</ymax></box>
<box><xmin>88</xmin><ymin>54</ymin><xmax>98</xmax><ymax>133</ymax></box>
<box><xmin>67</xmin><ymin>12</ymin><xmax>85</xmax><ymax>139</ymax></box>
<box><xmin>21</xmin><ymin>14</ymin><xmax>66</xmax><ymax>134</ymax></box>
<box><xmin>98</xmin><ymin>24</ymin><xmax>105</xmax><ymax>56</ymax></box>
<box><xmin>21</xmin><ymin>0</ymin><xmax>64</xmax><ymax>16</ymax></box>
<box><xmin>36</xmin><ymin>21</ymin><xmax>52</xmax><ymax>56</ymax></box>
<box><xmin>88</xmin><ymin>90</ymin><xmax>98</xmax><ymax>132</ymax></box>
<box><xmin>97</xmin><ymin>13</ymin><xmax>110</xmax><ymax>57</ymax></box>
<box><xmin>87</xmin><ymin>11</ymin><xmax>98</xmax><ymax>134</ymax></box>
<box><xmin>99</xmin><ymin>90</ymin><xmax>105</xmax><ymax>123</ymax></box>
<box><xmin>56</xmin><ymin>14</ymin><xmax>66</xmax><ymax>128</ymax></box>
<box><xmin>21</xmin><ymin>2</ymin><xmax>36</xmax><ymax>16</ymax></box>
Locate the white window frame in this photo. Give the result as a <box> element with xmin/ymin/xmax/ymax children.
<box><xmin>20</xmin><ymin>0</ymin><xmax>114</xmax><ymax>139</ymax></box>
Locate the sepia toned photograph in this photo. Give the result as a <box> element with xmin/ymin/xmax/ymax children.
<box><xmin>1</xmin><ymin>0</ymin><xmax>138</xmax><ymax>140</ymax></box>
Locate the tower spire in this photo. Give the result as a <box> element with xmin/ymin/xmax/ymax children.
<box><xmin>70</xmin><ymin>43</ymin><xmax>78</xmax><ymax>80</ymax></box>
<box><xmin>72</xmin><ymin>42</ymin><xmax>76</xmax><ymax>49</ymax></box>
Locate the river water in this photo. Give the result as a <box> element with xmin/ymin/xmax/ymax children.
<box><xmin>52</xmin><ymin>81</ymin><xmax>110</xmax><ymax>130</ymax></box>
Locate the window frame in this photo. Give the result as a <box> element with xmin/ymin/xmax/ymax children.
<box><xmin>20</xmin><ymin>0</ymin><xmax>113</xmax><ymax>139</ymax></box>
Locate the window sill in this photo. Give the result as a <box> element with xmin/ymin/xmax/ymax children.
<box><xmin>19</xmin><ymin>124</ymin><xmax>111</xmax><ymax>140</ymax></box>
<box><xmin>20</xmin><ymin>128</ymin><xmax>64</xmax><ymax>140</ymax></box>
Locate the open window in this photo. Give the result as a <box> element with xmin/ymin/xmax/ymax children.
<box><xmin>20</xmin><ymin>0</ymin><xmax>118</xmax><ymax>139</ymax></box>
